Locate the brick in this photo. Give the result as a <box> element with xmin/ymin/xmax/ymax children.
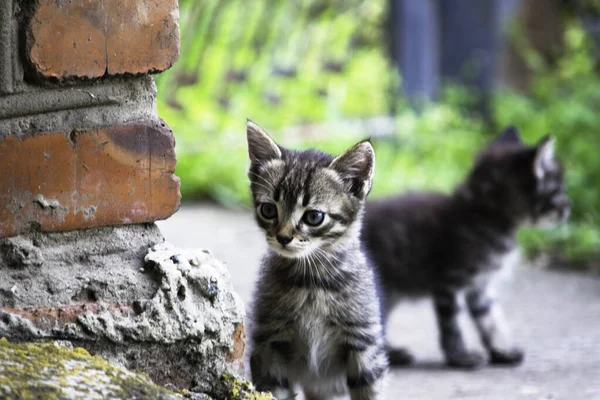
<box><xmin>2</xmin><ymin>304</ymin><xmax>135</xmax><ymax>331</ymax></box>
<box><xmin>27</xmin><ymin>0</ymin><xmax>179</xmax><ymax>79</ymax></box>
<box><xmin>0</xmin><ymin>121</ymin><xmax>180</xmax><ymax>238</ymax></box>
<box><xmin>227</xmin><ymin>323</ymin><xmax>246</xmax><ymax>363</ymax></box>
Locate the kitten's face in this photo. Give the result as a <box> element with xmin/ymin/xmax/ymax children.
<box><xmin>246</xmin><ymin>121</ymin><xmax>374</xmax><ymax>259</ymax></box>
<box><xmin>468</xmin><ymin>126</ymin><xmax>570</xmax><ymax>226</ymax></box>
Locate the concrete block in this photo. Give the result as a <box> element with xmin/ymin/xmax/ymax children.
<box><xmin>0</xmin><ymin>76</ymin><xmax>158</xmax><ymax>137</ymax></box>
<box><xmin>0</xmin><ymin>121</ymin><xmax>180</xmax><ymax>238</ymax></box>
<box><xmin>0</xmin><ymin>234</ymin><xmax>247</xmax><ymax>397</ymax></box>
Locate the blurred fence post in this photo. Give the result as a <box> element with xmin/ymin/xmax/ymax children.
<box><xmin>389</xmin><ymin>0</ymin><xmax>439</xmax><ymax>107</ymax></box>
<box><xmin>389</xmin><ymin>0</ymin><xmax>521</xmax><ymax>118</ymax></box>
<box><xmin>439</xmin><ymin>0</ymin><xmax>499</xmax><ymax>117</ymax></box>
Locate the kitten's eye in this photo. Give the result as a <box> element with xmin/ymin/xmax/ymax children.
<box><xmin>303</xmin><ymin>210</ymin><xmax>325</xmax><ymax>226</ymax></box>
<box><xmin>260</xmin><ymin>203</ymin><xmax>278</xmax><ymax>220</ymax></box>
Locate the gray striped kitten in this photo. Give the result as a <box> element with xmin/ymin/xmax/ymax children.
<box><xmin>245</xmin><ymin>121</ymin><xmax>388</xmax><ymax>400</ymax></box>
<box><xmin>363</xmin><ymin>126</ymin><xmax>570</xmax><ymax>369</ymax></box>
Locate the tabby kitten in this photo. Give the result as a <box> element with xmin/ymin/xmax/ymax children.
<box><xmin>245</xmin><ymin>120</ymin><xmax>388</xmax><ymax>400</ymax></box>
<box><xmin>363</xmin><ymin>126</ymin><xmax>570</xmax><ymax>369</ymax></box>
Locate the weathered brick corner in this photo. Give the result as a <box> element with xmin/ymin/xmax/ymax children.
<box><xmin>0</xmin><ymin>0</ymin><xmax>245</xmax><ymax>396</ymax></box>
<box><xmin>0</xmin><ymin>121</ymin><xmax>180</xmax><ymax>237</ymax></box>
<box><xmin>0</xmin><ymin>0</ymin><xmax>181</xmax><ymax>236</ymax></box>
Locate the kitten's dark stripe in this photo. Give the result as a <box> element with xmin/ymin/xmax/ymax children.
<box><xmin>251</xmin><ymin>319</ymin><xmax>295</xmax><ymax>344</ymax></box>
<box><xmin>273</xmin><ymin>163</ymin><xmax>290</xmax><ymax>202</ymax></box>
<box><xmin>342</xmin><ymin>330</ymin><xmax>378</xmax><ymax>347</ymax></box>
<box><xmin>328</xmin><ymin>318</ymin><xmax>372</xmax><ymax>329</ymax></box>
<box><xmin>311</xmin><ymin>222</ymin><xmax>337</xmax><ymax>237</ymax></box>
<box><xmin>274</xmin><ymin>187</ymin><xmax>281</xmax><ymax>202</ymax></box>
<box><xmin>253</xmin><ymin>312</ymin><xmax>293</xmax><ymax>326</ymax></box>
<box><xmin>329</xmin><ymin>212</ymin><xmax>350</xmax><ymax>225</ymax></box>
<box><xmin>268</xmin><ymin>254</ymin><xmax>356</xmax><ymax>291</ymax></box>
<box><xmin>344</xmin><ymin>342</ymin><xmax>369</xmax><ymax>352</ymax></box>
<box><xmin>321</xmin><ymin>231</ymin><xmax>345</xmax><ymax>240</ymax></box>
<box><xmin>302</xmin><ymin>168</ymin><xmax>314</xmax><ymax>207</ymax></box>
<box><xmin>347</xmin><ymin>365</ymin><xmax>387</xmax><ymax>389</ymax></box>
<box><xmin>276</xmin><ymin>268</ymin><xmax>354</xmax><ymax>291</ymax></box>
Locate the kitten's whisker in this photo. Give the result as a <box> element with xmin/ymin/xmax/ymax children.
<box><xmin>306</xmin><ymin>252</ymin><xmax>318</xmax><ymax>288</ymax></box>
<box><xmin>312</xmin><ymin>251</ymin><xmax>332</xmax><ymax>287</ymax></box>
<box><xmin>311</xmin><ymin>252</ymin><xmax>327</xmax><ymax>284</ymax></box>
<box><xmin>315</xmin><ymin>248</ymin><xmax>337</xmax><ymax>273</ymax></box>
<box><xmin>319</xmin><ymin>249</ymin><xmax>339</xmax><ymax>281</ymax></box>
<box><xmin>326</xmin><ymin>251</ymin><xmax>343</xmax><ymax>265</ymax></box>
<box><xmin>249</xmin><ymin>180</ymin><xmax>275</xmax><ymax>193</ymax></box>
<box><xmin>315</xmin><ymin>250</ymin><xmax>337</xmax><ymax>282</ymax></box>
<box><xmin>302</xmin><ymin>256</ymin><xmax>307</xmax><ymax>285</ymax></box>
<box><xmin>247</xmin><ymin>171</ymin><xmax>277</xmax><ymax>191</ymax></box>
<box><xmin>298</xmin><ymin>255</ymin><xmax>306</xmax><ymax>285</ymax></box>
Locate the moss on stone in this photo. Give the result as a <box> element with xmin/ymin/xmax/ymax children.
<box><xmin>0</xmin><ymin>338</ymin><xmax>184</xmax><ymax>399</ymax></box>
<box><xmin>0</xmin><ymin>339</ymin><xmax>272</xmax><ymax>400</ymax></box>
<box><xmin>221</xmin><ymin>374</ymin><xmax>276</xmax><ymax>400</ymax></box>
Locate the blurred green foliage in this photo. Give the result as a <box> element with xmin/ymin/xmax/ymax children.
<box><xmin>497</xmin><ymin>25</ymin><xmax>600</xmax><ymax>266</ymax></box>
<box><xmin>156</xmin><ymin>2</ymin><xmax>600</xmax><ymax>267</ymax></box>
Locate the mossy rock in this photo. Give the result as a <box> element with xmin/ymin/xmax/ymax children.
<box><xmin>0</xmin><ymin>338</ymin><xmax>184</xmax><ymax>400</ymax></box>
<box><xmin>220</xmin><ymin>374</ymin><xmax>276</xmax><ymax>400</ymax></box>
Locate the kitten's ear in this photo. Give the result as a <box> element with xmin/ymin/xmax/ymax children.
<box><xmin>329</xmin><ymin>140</ymin><xmax>375</xmax><ymax>199</ymax></box>
<box><xmin>246</xmin><ymin>120</ymin><xmax>282</xmax><ymax>164</ymax></box>
<box><xmin>494</xmin><ymin>125</ymin><xmax>522</xmax><ymax>145</ymax></box>
<box><xmin>534</xmin><ymin>135</ymin><xmax>555</xmax><ymax>179</ymax></box>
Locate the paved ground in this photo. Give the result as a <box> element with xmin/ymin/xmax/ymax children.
<box><xmin>158</xmin><ymin>204</ymin><xmax>600</xmax><ymax>400</ymax></box>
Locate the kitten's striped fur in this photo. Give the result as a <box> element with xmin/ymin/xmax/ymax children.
<box><xmin>363</xmin><ymin>126</ymin><xmax>571</xmax><ymax>369</ymax></box>
<box><xmin>246</xmin><ymin>121</ymin><xmax>387</xmax><ymax>400</ymax></box>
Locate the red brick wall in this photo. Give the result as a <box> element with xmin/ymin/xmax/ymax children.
<box><xmin>0</xmin><ymin>0</ymin><xmax>181</xmax><ymax>238</ymax></box>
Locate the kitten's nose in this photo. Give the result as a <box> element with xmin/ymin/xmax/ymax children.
<box><xmin>276</xmin><ymin>234</ymin><xmax>293</xmax><ymax>246</ymax></box>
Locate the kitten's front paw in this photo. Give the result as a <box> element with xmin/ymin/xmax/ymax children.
<box><xmin>489</xmin><ymin>347</ymin><xmax>525</xmax><ymax>366</ymax></box>
<box><xmin>446</xmin><ymin>351</ymin><xmax>486</xmax><ymax>369</ymax></box>
<box><xmin>387</xmin><ymin>347</ymin><xmax>415</xmax><ymax>366</ymax></box>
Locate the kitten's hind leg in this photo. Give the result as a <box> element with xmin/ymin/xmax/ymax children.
<box><xmin>434</xmin><ymin>288</ymin><xmax>486</xmax><ymax>369</ymax></box>
<box><xmin>386</xmin><ymin>345</ymin><xmax>415</xmax><ymax>366</ymax></box>
<box><xmin>249</xmin><ymin>350</ymin><xmax>291</xmax><ymax>394</ymax></box>
<box><xmin>466</xmin><ymin>287</ymin><xmax>524</xmax><ymax>366</ymax></box>
<box><xmin>346</xmin><ymin>343</ymin><xmax>388</xmax><ymax>400</ymax></box>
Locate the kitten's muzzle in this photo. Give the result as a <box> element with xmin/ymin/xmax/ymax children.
<box><xmin>536</xmin><ymin>192</ymin><xmax>571</xmax><ymax>224</ymax></box>
<box><xmin>276</xmin><ymin>234</ymin><xmax>293</xmax><ymax>246</ymax></box>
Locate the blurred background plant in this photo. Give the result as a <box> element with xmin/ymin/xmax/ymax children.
<box><xmin>156</xmin><ymin>0</ymin><xmax>600</xmax><ymax>269</ymax></box>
